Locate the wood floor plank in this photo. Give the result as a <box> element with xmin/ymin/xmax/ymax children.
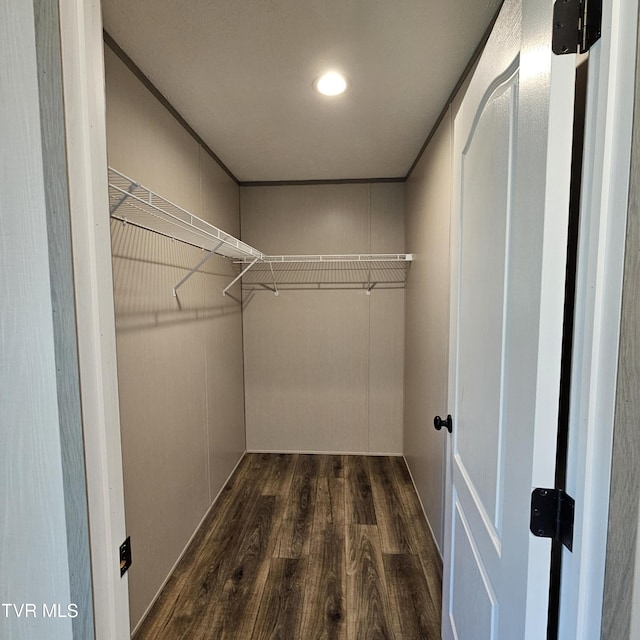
<box><xmin>318</xmin><ymin>454</ymin><xmax>345</xmax><ymax>478</ymax></box>
<box><xmin>388</xmin><ymin>456</ymin><xmax>443</xmax><ymax>614</ymax></box>
<box><xmin>345</xmin><ymin>455</ymin><xmax>377</xmax><ymax>525</ymax></box>
<box><xmin>301</xmin><ymin>525</ymin><xmax>347</xmax><ymax>640</ymax></box>
<box><xmin>384</xmin><ymin>553</ymin><xmax>441</xmax><ymax>639</ymax></box>
<box><xmin>346</xmin><ymin>524</ymin><xmax>397</xmax><ymax>640</ymax></box>
<box><xmin>299</xmin><ymin>477</ymin><xmax>347</xmax><ymax>640</ymax></box>
<box><xmin>367</xmin><ymin>456</ymin><xmax>414</xmax><ymax>554</ymax></box>
<box><xmin>314</xmin><ymin>476</ymin><xmax>346</xmax><ymax>530</ymax></box>
<box><xmin>261</xmin><ymin>452</ymin><xmax>298</xmax><ymax>496</ymax></box>
<box><xmin>252</xmin><ymin>557</ymin><xmax>308</xmax><ymax>640</ymax></box>
<box><xmin>194</xmin><ymin>495</ymin><xmax>278</xmax><ymax>640</ymax></box>
<box><xmin>275</xmin><ymin>454</ymin><xmax>319</xmax><ymax>559</ymax></box>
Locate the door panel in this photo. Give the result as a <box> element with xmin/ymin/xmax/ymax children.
<box><xmin>457</xmin><ymin>72</ymin><xmax>517</xmax><ymax>535</ymax></box>
<box><xmin>451</xmin><ymin>499</ymin><xmax>498</xmax><ymax>639</ymax></box>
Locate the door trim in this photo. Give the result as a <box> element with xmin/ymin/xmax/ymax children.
<box><xmin>602</xmin><ymin>2</ymin><xmax>640</xmax><ymax>638</ymax></box>
<box><xmin>58</xmin><ymin>1</ymin><xmax>131</xmax><ymax>638</ymax></box>
<box><xmin>559</xmin><ymin>0</ymin><xmax>639</xmax><ymax>637</ymax></box>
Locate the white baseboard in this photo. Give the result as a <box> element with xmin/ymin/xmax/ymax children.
<box><xmin>246</xmin><ymin>448</ymin><xmax>402</xmax><ymax>457</ymax></box>
<box><xmin>402</xmin><ymin>455</ymin><xmax>443</xmax><ymax>561</ymax></box>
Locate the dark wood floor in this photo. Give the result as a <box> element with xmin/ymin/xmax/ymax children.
<box><xmin>133</xmin><ymin>453</ymin><xmax>442</xmax><ymax>639</ymax></box>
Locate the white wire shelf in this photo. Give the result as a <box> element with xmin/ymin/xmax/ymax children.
<box><xmin>236</xmin><ymin>254</ymin><xmax>413</xmax><ymax>294</ymax></box>
<box><xmin>108</xmin><ymin>168</ymin><xmax>264</xmax><ymax>261</ymax></box>
<box><xmin>108</xmin><ymin>167</ymin><xmax>265</xmax><ymax>295</ymax></box>
<box><xmin>108</xmin><ymin>167</ymin><xmax>412</xmax><ymax>296</ymax></box>
<box><xmin>237</xmin><ymin>253</ymin><xmax>413</xmax><ymax>263</ymax></box>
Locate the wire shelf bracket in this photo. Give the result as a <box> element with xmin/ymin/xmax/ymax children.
<box><xmin>173</xmin><ymin>243</ymin><xmax>223</xmax><ymax>297</ymax></box>
<box><xmin>222</xmin><ymin>257</ymin><xmax>259</xmax><ymax>296</ymax></box>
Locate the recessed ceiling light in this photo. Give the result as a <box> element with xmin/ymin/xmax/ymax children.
<box><xmin>314</xmin><ymin>71</ymin><xmax>348</xmax><ymax>96</ymax></box>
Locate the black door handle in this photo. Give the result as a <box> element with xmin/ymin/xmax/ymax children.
<box><xmin>434</xmin><ymin>415</ymin><xmax>453</xmax><ymax>434</ymax></box>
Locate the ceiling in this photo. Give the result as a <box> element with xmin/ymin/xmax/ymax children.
<box><xmin>101</xmin><ymin>0</ymin><xmax>502</xmax><ymax>182</ymax></box>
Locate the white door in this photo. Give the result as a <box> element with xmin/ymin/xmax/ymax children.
<box><xmin>442</xmin><ymin>0</ymin><xmax>576</xmax><ymax>638</ymax></box>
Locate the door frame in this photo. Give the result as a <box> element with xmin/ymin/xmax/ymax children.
<box><xmin>58</xmin><ymin>1</ymin><xmax>131</xmax><ymax>638</ymax></box>
<box><xmin>54</xmin><ymin>0</ymin><xmax>638</xmax><ymax>637</ymax></box>
<box><xmin>601</xmin><ymin>7</ymin><xmax>640</xmax><ymax>634</ymax></box>
<box><xmin>559</xmin><ymin>0</ymin><xmax>639</xmax><ymax>637</ymax></box>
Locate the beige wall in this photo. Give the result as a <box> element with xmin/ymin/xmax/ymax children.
<box><xmin>403</xmin><ymin>109</ymin><xmax>454</xmax><ymax>553</ymax></box>
<box><xmin>241</xmin><ymin>183</ymin><xmax>405</xmax><ymax>454</ymax></box>
<box><xmin>104</xmin><ymin>46</ymin><xmax>245</xmax><ymax>630</ymax></box>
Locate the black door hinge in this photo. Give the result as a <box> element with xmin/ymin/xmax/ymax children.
<box><xmin>530</xmin><ymin>488</ymin><xmax>575</xmax><ymax>551</ymax></box>
<box><xmin>120</xmin><ymin>536</ymin><xmax>132</xmax><ymax>577</ymax></box>
<box><xmin>552</xmin><ymin>0</ymin><xmax>602</xmax><ymax>55</ymax></box>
